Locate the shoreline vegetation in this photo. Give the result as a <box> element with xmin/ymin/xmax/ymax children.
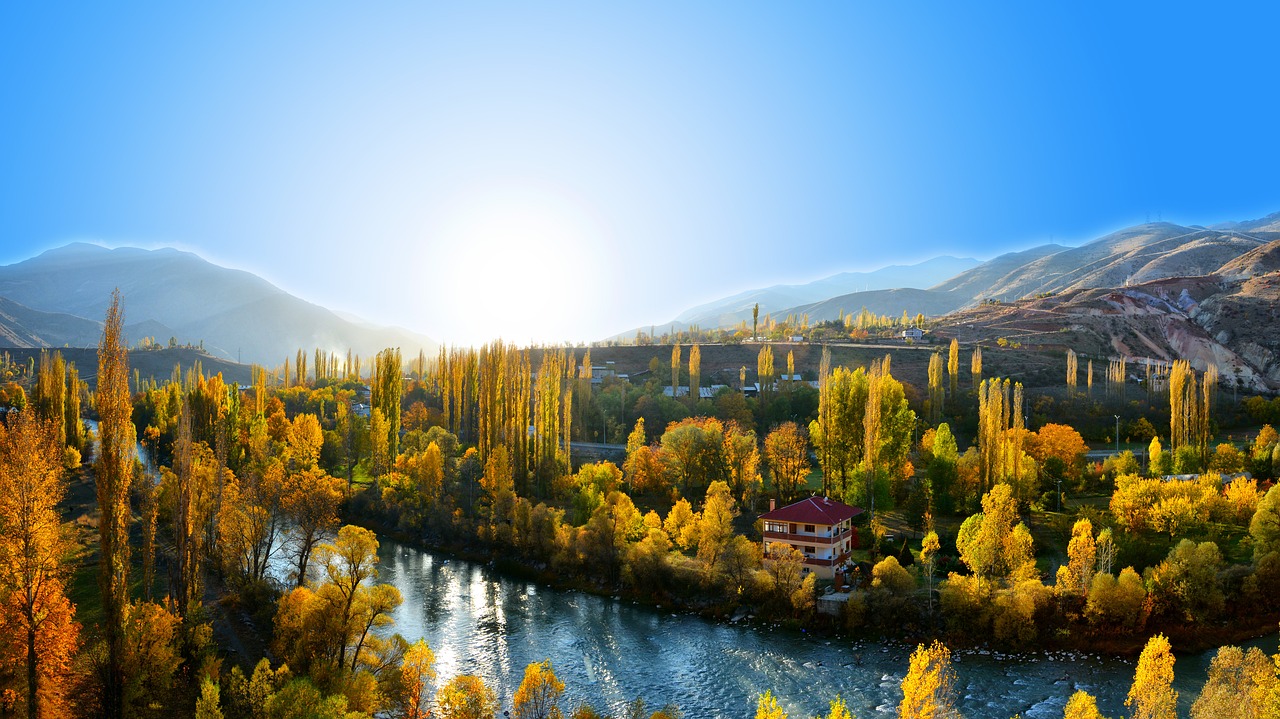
<box><xmin>7</xmin><ymin>304</ymin><xmax>1280</xmax><ymax>716</ymax></box>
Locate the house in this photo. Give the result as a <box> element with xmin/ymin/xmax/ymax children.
<box><xmin>900</xmin><ymin>327</ymin><xmax>925</xmax><ymax>341</ymax></box>
<box><xmin>759</xmin><ymin>496</ymin><xmax>862</xmax><ymax>579</ymax></box>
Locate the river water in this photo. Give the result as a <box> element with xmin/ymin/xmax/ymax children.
<box><xmin>371</xmin><ymin>534</ymin><xmax>1266</xmax><ymax>718</ymax></box>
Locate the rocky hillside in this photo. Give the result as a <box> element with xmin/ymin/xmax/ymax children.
<box><xmin>935</xmin><ymin>267</ymin><xmax>1280</xmax><ymax>392</ymax></box>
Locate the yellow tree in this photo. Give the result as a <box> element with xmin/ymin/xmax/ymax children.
<box><xmin>1063</xmin><ymin>691</ymin><xmax>1107</xmax><ymax>719</ymax></box>
<box><xmin>1126</xmin><ymin>634</ymin><xmax>1177</xmax><ymax>719</ymax></box>
<box><xmin>671</xmin><ymin>343</ymin><xmax>682</xmax><ymax>399</ymax></box>
<box><xmin>1066</xmin><ymin>349</ymin><xmax>1078</xmax><ymax>392</ymax></box>
<box><xmin>97</xmin><ymin>289</ymin><xmax>134</xmax><ymax>719</ymax></box>
<box><xmin>1056</xmin><ymin>518</ymin><xmax>1096</xmax><ymax>596</ymax></box>
<box><xmin>512</xmin><ymin>659</ymin><xmax>565</xmax><ymax>719</ymax></box>
<box><xmin>928</xmin><ymin>351</ymin><xmax>944</xmax><ymax>425</ymax></box>
<box><xmin>758</xmin><ymin>345</ymin><xmax>775</xmax><ymax>398</ymax></box>
<box><xmin>437</xmin><ymin>674</ymin><xmax>498</xmax><ymax>719</ymax></box>
<box><xmin>755</xmin><ymin>690</ymin><xmax>788</xmax><ymax>719</ymax></box>
<box><xmin>401</xmin><ymin>639</ymin><xmax>436</xmax><ymax>719</ymax></box>
<box><xmin>970</xmin><ymin>346</ymin><xmax>982</xmax><ymax>390</ymax></box>
<box><xmin>764</xmin><ymin>423</ymin><xmax>809</xmax><ymax>502</ymax></box>
<box><xmin>898</xmin><ymin>640</ymin><xmax>959</xmax><ymax>719</ymax></box>
<box><xmin>947</xmin><ymin>338</ymin><xmax>959</xmax><ymax>397</ymax></box>
<box><xmin>689</xmin><ymin>344</ymin><xmax>701</xmax><ymax>404</ymax></box>
<box><xmin>0</xmin><ymin>411</ymin><xmax>80</xmax><ymax>718</ymax></box>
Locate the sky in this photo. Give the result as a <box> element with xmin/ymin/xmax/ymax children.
<box><xmin>3</xmin><ymin>3</ymin><xmax>1279</xmax><ymax>346</ymax></box>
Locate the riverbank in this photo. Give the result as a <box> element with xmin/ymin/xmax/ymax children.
<box><xmin>344</xmin><ymin>506</ymin><xmax>1280</xmax><ymax>661</ymax></box>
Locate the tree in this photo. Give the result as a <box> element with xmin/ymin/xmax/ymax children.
<box><xmin>437</xmin><ymin>675</ymin><xmax>498</xmax><ymax>719</ymax></box>
<box><xmin>696</xmin><ymin>481</ymin><xmax>738</xmax><ymax>572</ymax></box>
<box><xmin>513</xmin><ymin>660</ymin><xmax>565</xmax><ymax>719</ymax></box>
<box><xmin>671</xmin><ymin>344</ymin><xmax>681</xmax><ymax>399</ymax></box>
<box><xmin>1190</xmin><ymin>645</ymin><xmax>1270</xmax><ymax>719</ymax></box>
<box><xmin>764</xmin><ymin>423</ymin><xmax>809</xmax><ymax>501</ymax></box>
<box><xmin>1126</xmin><ymin>634</ymin><xmax>1177</xmax><ymax>719</ymax></box>
<box><xmin>96</xmin><ymin>289</ymin><xmax>134</xmax><ymax>719</ymax></box>
<box><xmin>372</xmin><ymin>348</ymin><xmax>404</xmax><ymax>463</ymax></box>
<box><xmin>195</xmin><ymin>677</ymin><xmax>224</xmax><ymax>719</ymax></box>
<box><xmin>401</xmin><ymin>639</ymin><xmax>436</xmax><ymax>719</ymax></box>
<box><xmin>282</xmin><ymin>467</ymin><xmax>344</xmax><ymax>586</ymax></box>
<box><xmin>970</xmin><ymin>346</ymin><xmax>982</xmax><ymax>390</ymax></box>
<box><xmin>955</xmin><ymin>484</ymin><xmax>1035</xmax><ymax>585</ymax></box>
<box><xmin>1056</xmin><ymin>519</ymin><xmax>1096</xmax><ymax>595</ymax></box>
<box><xmin>920</xmin><ymin>531</ymin><xmax>940</xmax><ymax>613</ymax></box>
<box><xmin>1062</xmin><ymin>691</ymin><xmax>1107</xmax><ymax>719</ymax></box>
<box><xmin>755</xmin><ymin>690</ymin><xmax>787</xmax><ymax>719</ymax></box>
<box><xmin>0</xmin><ymin>410</ymin><xmax>79</xmax><ymax>718</ymax></box>
<box><xmin>947</xmin><ymin>338</ymin><xmax>959</xmax><ymax>397</ymax></box>
<box><xmin>758</xmin><ymin>345</ymin><xmax>774</xmax><ymax>399</ymax></box>
<box><xmin>752</xmin><ymin>303</ymin><xmax>760</xmax><ymax>341</ymax></box>
<box><xmin>689</xmin><ymin>344</ymin><xmax>701</xmax><ymax>405</ymax></box>
<box><xmin>927</xmin><ymin>352</ymin><xmax>944</xmax><ymax>425</ymax></box>
<box><xmin>898</xmin><ymin>640</ymin><xmax>959</xmax><ymax>719</ymax></box>
<box><xmin>1251</xmin><ymin>484</ymin><xmax>1280</xmax><ymax>561</ymax></box>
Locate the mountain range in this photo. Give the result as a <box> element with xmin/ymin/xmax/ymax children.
<box><xmin>635</xmin><ymin>213</ymin><xmax>1280</xmax><ymax>336</ymax></box>
<box><xmin>0</xmin><ymin>243</ymin><xmax>436</xmax><ymax>366</ymax></box>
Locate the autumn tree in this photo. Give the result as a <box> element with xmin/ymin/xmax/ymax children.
<box><xmin>1066</xmin><ymin>349</ymin><xmax>1078</xmax><ymax>392</ymax></box>
<box><xmin>755</xmin><ymin>691</ymin><xmax>787</xmax><ymax>719</ymax></box>
<box><xmin>927</xmin><ymin>352</ymin><xmax>944</xmax><ymax>426</ymax></box>
<box><xmin>372</xmin><ymin>348</ymin><xmax>404</xmax><ymax>462</ymax></box>
<box><xmin>956</xmin><ymin>484</ymin><xmax>1035</xmax><ymax>585</ymax></box>
<box><xmin>282</xmin><ymin>466</ymin><xmax>344</xmax><ymax>586</ymax></box>
<box><xmin>0</xmin><ymin>411</ymin><xmax>80</xmax><ymax>718</ymax></box>
<box><xmin>1063</xmin><ymin>691</ymin><xmax>1107</xmax><ymax>719</ymax></box>
<box><xmin>671</xmin><ymin>343</ymin><xmax>682</xmax><ymax>399</ymax></box>
<box><xmin>689</xmin><ymin>344</ymin><xmax>701</xmax><ymax>404</ymax></box>
<box><xmin>758</xmin><ymin>345</ymin><xmax>774</xmax><ymax>398</ymax></box>
<box><xmin>947</xmin><ymin>338</ymin><xmax>959</xmax><ymax>398</ymax></box>
<box><xmin>898</xmin><ymin>640</ymin><xmax>959</xmax><ymax>719</ymax></box>
<box><xmin>764</xmin><ymin>423</ymin><xmax>809</xmax><ymax>502</ymax></box>
<box><xmin>1190</xmin><ymin>645</ymin><xmax>1271</xmax><ymax>719</ymax></box>
<box><xmin>1055</xmin><ymin>518</ymin><xmax>1097</xmax><ymax>596</ymax></box>
<box><xmin>401</xmin><ymin>639</ymin><xmax>436</xmax><ymax>719</ymax></box>
<box><xmin>97</xmin><ymin>289</ymin><xmax>134</xmax><ymax>719</ymax></box>
<box><xmin>970</xmin><ymin>346</ymin><xmax>982</xmax><ymax>390</ymax></box>
<box><xmin>1126</xmin><ymin>634</ymin><xmax>1177</xmax><ymax>719</ymax></box>
<box><xmin>513</xmin><ymin>659</ymin><xmax>565</xmax><ymax>719</ymax></box>
<box><xmin>437</xmin><ymin>674</ymin><xmax>498</xmax><ymax>719</ymax></box>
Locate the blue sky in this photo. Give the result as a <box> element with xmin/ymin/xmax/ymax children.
<box><xmin>3</xmin><ymin>3</ymin><xmax>1278</xmax><ymax>345</ymax></box>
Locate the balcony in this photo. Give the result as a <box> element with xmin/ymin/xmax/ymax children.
<box><xmin>762</xmin><ymin>527</ymin><xmax>852</xmax><ymax>546</ymax></box>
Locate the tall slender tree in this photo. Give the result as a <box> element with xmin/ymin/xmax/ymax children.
<box><xmin>947</xmin><ymin>338</ymin><xmax>959</xmax><ymax>398</ymax></box>
<box><xmin>689</xmin><ymin>344</ymin><xmax>701</xmax><ymax>405</ymax></box>
<box><xmin>96</xmin><ymin>290</ymin><xmax>134</xmax><ymax>719</ymax></box>
<box><xmin>671</xmin><ymin>343</ymin><xmax>682</xmax><ymax>399</ymax></box>
<box><xmin>970</xmin><ymin>346</ymin><xmax>982</xmax><ymax>390</ymax></box>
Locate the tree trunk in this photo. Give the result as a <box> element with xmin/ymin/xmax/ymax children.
<box><xmin>27</xmin><ymin>624</ymin><xmax>38</xmax><ymax>719</ymax></box>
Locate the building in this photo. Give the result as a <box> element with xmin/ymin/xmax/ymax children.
<box><xmin>900</xmin><ymin>327</ymin><xmax>925</xmax><ymax>341</ymax></box>
<box><xmin>759</xmin><ymin>496</ymin><xmax>862</xmax><ymax>579</ymax></box>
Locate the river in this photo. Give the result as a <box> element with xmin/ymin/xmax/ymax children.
<box><xmin>369</xmin><ymin>534</ymin><xmax>1268</xmax><ymax>718</ymax></box>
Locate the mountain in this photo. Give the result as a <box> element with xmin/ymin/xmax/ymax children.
<box><xmin>0</xmin><ymin>243</ymin><xmax>436</xmax><ymax>365</ymax></box>
<box><xmin>631</xmin><ymin>255</ymin><xmax>977</xmax><ymax>336</ymax></box>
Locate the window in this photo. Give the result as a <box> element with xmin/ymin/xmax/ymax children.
<box><xmin>804</xmin><ymin>524</ymin><xmax>815</xmax><ymax>533</ymax></box>
<box><xmin>765</xmin><ymin>522</ymin><xmax>787</xmax><ymax>534</ymax></box>
<box><xmin>805</xmin><ymin>546</ymin><xmax>815</xmax><ymax>555</ymax></box>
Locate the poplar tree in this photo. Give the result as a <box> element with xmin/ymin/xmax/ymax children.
<box><xmin>96</xmin><ymin>290</ymin><xmax>134</xmax><ymax>719</ymax></box>
<box><xmin>372</xmin><ymin>348</ymin><xmax>403</xmax><ymax>461</ymax></box>
<box><xmin>1066</xmin><ymin>349</ymin><xmax>1078</xmax><ymax>392</ymax></box>
<box><xmin>927</xmin><ymin>352</ymin><xmax>944</xmax><ymax>425</ymax></box>
<box><xmin>947</xmin><ymin>338</ymin><xmax>959</xmax><ymax>397</ymax></box>
<box><xmin>689</xmin><ymin>344</ymin><xmax>701</xmax><ymax>404</ymax></box>
<box><xmin>970</xmin><ymin>346</ymin><xmax>982</xmax><ymax>390</ymax></box>
<box><xmin>671</xmin><ymin>343</ymin><xmax>681</xmax><ymax>399</ymax></box>
<box><xmin>757</xmin><ymin>345</ymin><xmax>774</xmax><ymax>398</ymax></box>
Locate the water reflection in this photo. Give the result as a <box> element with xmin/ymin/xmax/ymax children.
<box><xmin>372</xmin><ymin>534</ymin><xmax>1260</xmax><ymax>718</ymax></box>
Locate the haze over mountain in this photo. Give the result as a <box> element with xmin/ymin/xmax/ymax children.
<box><xmin>621</xmin><ymin>212</ymin><xmax>1280</xmax><ymax>340</ymax></box>
<box><xmin>0</xmin><ymin>243</ymin><xmax>436</xmax><ymax>366</ymax></box>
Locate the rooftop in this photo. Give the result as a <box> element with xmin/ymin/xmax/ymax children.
<box><xmin>759</xmin><ymin>496</ymin><xmax>863</xmax><ymax>525</ymax></box>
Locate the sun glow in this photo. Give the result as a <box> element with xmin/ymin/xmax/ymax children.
<box><xmin>435</xmin><ymin>185</ymin><xmax>607</xmax><ymax>346</ymax></box>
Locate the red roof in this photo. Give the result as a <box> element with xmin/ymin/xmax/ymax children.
<box><xmin>759</xmin><ymin>496</ymin><xmax>863</xmax><ymax>525</ymax></box>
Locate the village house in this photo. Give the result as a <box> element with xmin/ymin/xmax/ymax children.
<box><xmin>759</xmin><ymin>496</ymin><xmax>862</xmax><ymax>579</ymax></box>
<box><xmin>900</xmin><ymin>326</ymin><xmax>925</xmax><ymax>341</ymax></box>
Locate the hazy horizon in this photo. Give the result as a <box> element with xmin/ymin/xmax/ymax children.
<box><xmin>4</xmin><ymin>4</ymin><xmax>1279</xmax><ymax>345</ymax></box>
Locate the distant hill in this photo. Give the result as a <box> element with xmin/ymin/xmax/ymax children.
<box><xmin>0</xmin><ymin>243</ymin><xmax>436</xmax><ymax>365</ymax></box>
<box><xmin>672</xmin><ymin>255</ymin><xmax>978</xmax><ymax>326</ymax></box>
